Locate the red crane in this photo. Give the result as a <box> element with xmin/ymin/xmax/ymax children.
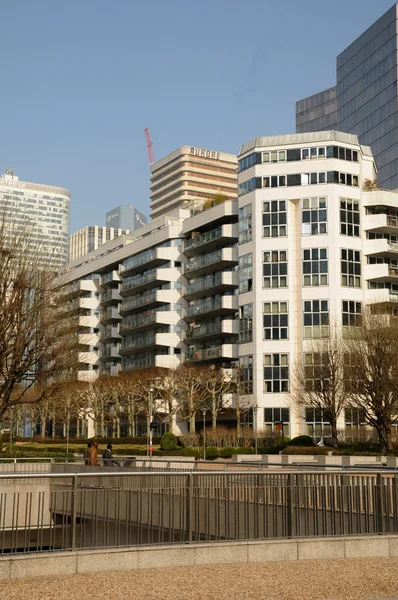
<box><xmin>144</xmin><ymin>128</ymin><xmax>154</xmax><ymax>166</ymax></box>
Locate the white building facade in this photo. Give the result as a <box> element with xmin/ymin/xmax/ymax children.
<box><xmin>70</xmin><ymin>225</ymin><xmax>130</xmax><ymax>261</ymax></box>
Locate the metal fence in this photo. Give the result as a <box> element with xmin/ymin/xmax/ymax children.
<box><xmin>1</xmin><ymin>469</ymin><xmax>398</xmax><ymax>555</ymax></box>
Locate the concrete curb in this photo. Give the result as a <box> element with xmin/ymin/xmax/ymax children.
<box><xmin>1</xmin><ymin>535</ymin><xmax>398</xmax><ymax>579</ymax></box>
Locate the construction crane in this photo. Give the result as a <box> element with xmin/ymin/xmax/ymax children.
<box><xmin>144</xmin><ymin>128</ymin><xmax>154</xmax><ymax>167</ymax></box>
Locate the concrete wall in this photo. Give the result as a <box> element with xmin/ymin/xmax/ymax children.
<box><xmin>1</xmin><ymin>535</ymin><xmax>398</xmax><ymax>579</ymax></box>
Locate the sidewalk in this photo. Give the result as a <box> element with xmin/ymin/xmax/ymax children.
<box><xmin>2</xmin><ymin>557</ymin><xmax>398</xmax><ymax>600</ymax></box>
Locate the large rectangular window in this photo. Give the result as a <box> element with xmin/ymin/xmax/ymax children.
<box><xmin>263</xmin><ymin>250</ymin><xmax>288</xmax><ymax>288</ymax></box>
<box><xmin>264</xmin><ymin>407</ymin><xmax>289</xmax><ymax>436</ymax></box>
<box><xmin>342</xmin><ymin>300</ymin><xmax>362</xmax><ymax>327</ymax></box>
<box><xmin>344</xmin><ymin>407</ymin><xmax>366</xmax><ymax>432</ymax></box>
<box><xmin>238</xmin><ymin>177</ymin><xmax>261</xmax><ymax>196</ymax></box>
<box><xmin>303</xmin><ymin>300</ymin><xmax>329</xmax><ymax>338</ymax></box>
<box><xmin>239</xmin><ymin>253</ymin><xmax>253</xmax><ymax>293</ymax></box>
<box><xmin>262</xmin><ymin>200</ymin><xmax>287</xmax><ymax>237</ymax></box>
<box><xmin>305</xmin><ymin>408</ymin><xmax>330</xmax><ymax>437</ymax></box>
<box><xmin>240</xmin><ymin>355</ymin><xmax>253</xmax><ymax>394</ymax></box>
<box><xmin>263</xmin><ymin>301</ymin><xmax>288</xmax><ymax>340</ymax></box>
<box><xmin>239</xmin><ymin>304</ymin><xmax>253</xmax><ymax>343</ymax></box>
<box><xmin>341</xmin><ymin>249</ymin><xmax>361</xmax><ymax>287</ymax></box>
<box><xmin>263</xmin><ymin>354</ymin><xmax>289</xmax><ymax>393</ymax></box>
<box><xmin>340</xmin><ymin>198</ymin><xmax>360</xmax><ymax>237</ymax></box>
<box><xmin>303</xmin><ymin>248</ymin><xmax>328</xmax><ymax>286</ymax></box>
<box><xmin>239</xmin><ymin>204</ymin><xmax>252</xmax><ymax>244</ymax></box>
<box><xmin>302</xmin><ymin>197</ymin><xmax>327</xmax><ymax>236</ymax></box>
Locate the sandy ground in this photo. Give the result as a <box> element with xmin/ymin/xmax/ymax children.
<box><xmin>2</xmin><ymin>558</ymin><xmax>398</xmax><ymax>600</ymax></box>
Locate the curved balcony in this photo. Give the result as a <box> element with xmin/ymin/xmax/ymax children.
<box><xmin>365</xmin><ymin>289</ymin><xmax>398</xmax><ymax>307</ymax></box>
<box><xmin>185</xmin><ymin>295</ymin><xmax>238</xmax><ymax>321</ymax></box>
<box><xmin>185</xmin><ymin>271</ymin><xmax>238</xmax><ymax>301</ymax></box>
<box><xmin>363</xmin><ymin>239</ymin><xmax>398</xmax><ymax>258</ymax></box>
<box><xmin>184</xmin><ymin>224</ymin><xmax>238</xmax><ymax>258</ymax></box>
<box><xmin>120</xmin><ymin>268</ymin><xmax>175</xmax><ymax>297</ymax></box>
<box><xmin>184</xmin><ymin>247</ymin><xmax>238</xmax><ymax>279</ymax></box>
<box><xmin>363</xmin><ymin>214</ymin><xmax>398</xmax><ymax>235</ymax></box>
<box><xmin>364</xmin><ymin>263</ymin><xmax>398</xmax><ymax>283</ymax></box>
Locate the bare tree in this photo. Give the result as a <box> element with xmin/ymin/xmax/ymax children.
<box><xmin>201</xmin><ymin>367</ymin><xmax>233</xmax><ymax>430</ymax></box>
<box><xmin>292</xmin><ymin>327</ymin><xmax>349</xmax><ymax>448</ymax></box>
<box><xmin>228</xmin><ymin>366</ymin><xmax>252</xmax><ymax>437</ymax></box>
<box><xmin>0</xmin><ymin>211</ymin><xmax>79</xmax><ymax>426</ymax></box>
<box><xmin>176</xmin><ymin>366</ymin><xmax>208</xmax><ymax>432</ymax></box>
<box><xmin>345</xmin><ymin>312</ymin><xmax>398</xmax><ymax>452</ymax></box>
<box><xmin>156</xmin><ymin>369</ymin><xmax>182</xmax><ymax>434</ymax></box>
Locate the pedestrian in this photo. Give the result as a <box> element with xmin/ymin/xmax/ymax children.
<box><xmin>102</xmin><ymin>443</ymin><xmax>120</xmax><ymax>467</ymax></box>
<box><xmin>84</xmin><ymin>442</ymin><xmax>92</xmax><ymax>466</ymax></box>
<box><xmin>88</xmin><ymin>441</ymin><xmax>99</xmax><ymax>466</ymax></box>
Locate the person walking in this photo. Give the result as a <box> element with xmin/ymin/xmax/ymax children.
<box><xmin>102</xmin><ymin>443</ymin><xmax>120</xmax><ymax>467</ymax></box>
<box><xmin>84</xmin><ymin>442</ymin><xmax>92</xmax><ymax>466</ymax></box>
<box><xmin>88</xmin><ymin>441</ymin><xmax>99</xmax><ymax>466</ymax></box>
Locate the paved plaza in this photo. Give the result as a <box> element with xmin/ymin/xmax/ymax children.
<box><xmin>2</xmin><ymin>558</ymin><xmax>398</xmax><ymax>600</ymax></box>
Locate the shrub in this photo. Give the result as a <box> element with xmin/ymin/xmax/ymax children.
<box><xmin>237</xmin><ymin>447</ymin><xmax>254</xmax><ymax>454</ymax></box>
<box><xmin>205</xmin><ymin>447</ymin><xmax>219</xmax><ymax>460</ymax></box>
<box><xmin>182</xmin><ymin>448</ymin><xmax>201</xmax><ymax>458</ymax></box>
<box><xmin>259</xmin><ymin>444</ymin><xmax>287</xmax><ymax>454</ymax></box>
<box><xmin>288</xmin><ymin>435</ymin><xmax>314</xmax><ymax>447</ymax></box>
<box><xmin>219</xmin><ymin>447</ymin><xmax>236</xmax><ymax>458</ymax></box>
<box><xmin>179</xmin><ymin>432</ymin><xmax>200</xmax><ymax>449</ymax></box>
<box><xmin>162</xmin><ymin>449</ymin><xmax>183</xmax><ymax>456</ymax></box>
<box><xmin>281</xmin><ymin>446</ymin><xmax>329</xmax><ymax>455</ymax></box>
<box><xmin>160</xmin><ymin>432</ymin><xmax>178</xmax><ymax>451</ymax></box>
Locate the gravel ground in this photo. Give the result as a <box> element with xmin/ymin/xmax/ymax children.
<box><xmin>2</xmin><ymin>558</ymin><xmax>398</xmax><ymax>600</ymax></box>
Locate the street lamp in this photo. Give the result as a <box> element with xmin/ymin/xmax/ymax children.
<box><xmin>253</xmin><ymin>405</ymin><xmax>258</xmax><ymax>456</ymax></box>
<box><xmin>203</xmin><ymin>410</ymin><xmax>206</xmax><ymax>460</ymax></box>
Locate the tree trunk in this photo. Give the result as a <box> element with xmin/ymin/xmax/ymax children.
<box><xmin>330</xmin><ymin>419</ymin><xmax>338</xmax><ymax>448</ymax></box>
<box><xmin>168</xmin><ymin>402</ymin><xmax>174</xmax><ymax>434</ymax></box>
<box><xmin>236</xmin><ymin>403</ymin><xmax>241</xmax><ymax>438</ymax></box>
<box><xmin>385</xmin><ymin>421</ymin><xmax>393</xmax><ymax>452</ymax></box>
<box><xmin>212</xmin><ymin>394</ymin><xmax>217</xmax><ymax>430</ymax></box>
<box><xmin>189</xmin><ymin>412</ymin><xmax>196</xmax><ymax>433</ymax></box>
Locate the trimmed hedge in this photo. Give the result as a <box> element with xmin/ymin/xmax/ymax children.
<box><xmin>205</xmin><ymin>447</ymin><xmax>219</xmax><ymax>460</ymax></box>
<box><xmin>182</xmin><ymin>448</ymin><xmax>201</xmax><ymax>458</ymax></box>
<box><xmin>259</xmin><ymin>444</ymin><xmax>287</xmax><ymax>454</ymax></box>
<box><xmin>288</xmin><ymin>435</ymin><xmax>314</xmax><ymax>447</ymax></box>
<box><xmin>281</xmin><ymin>446</ymin><xmax>329</xmax><ymax>455</ymax></box>
<box><xmin>160</xmin><ymin>432</ymin><xmax>178</xmax><ymax>451</ymax></box>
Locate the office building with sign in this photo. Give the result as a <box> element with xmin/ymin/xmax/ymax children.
<box><xmin>106</xmin><ymin>205</ymin><xmax>147</xmax><ymax>231</ymax></box>
<box><xmin>296</xmin><ymin>3</ymin><xmax>398</xmax><ymax>191</ymax></box>
<box><xmin>149</xmin><ymin>146</ymin><xmax>238</xmax><ymax>220</ymax></box>
<box><xmin>70</xmin><ymin>225</ymin><xmax>131</xmax><ymax>261</ymax></box>
<box><xmin>0</xmin><ymin>169</ymin><xmax>70</xmax><ymax>268</ymax></box>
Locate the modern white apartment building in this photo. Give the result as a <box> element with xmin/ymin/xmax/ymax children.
<box><xmin>236</xmin><ymin>130</ymin><xmax>395</xmax><ymax>438</ymax></box>
<box><xmin>70</xmin><ymin>226</ymin><xmax>130</xmax><ymax>261</ymax></box>
<box><xmin>150</xmin><ymin>146</ymin><xmax>237</xmax><ymax>219</ymax></box>
<box><xmin>0</xmin><ymin>169</ymin><xmax>70</xmax><ymax>268</ymax></box>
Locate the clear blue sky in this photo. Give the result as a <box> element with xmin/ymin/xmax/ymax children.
<box><xmin>0</xmin><ymin>0</ymin><xmax>394</xmax><ymax>232</ymax></box>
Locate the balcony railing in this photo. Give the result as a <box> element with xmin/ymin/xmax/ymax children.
<box><xmin>121</xmin><ymin>332</ymin><xmax>156</xmax><ymax>351</ymax></box>
<box><xmin>184</xmin><ymin>226</ymin><xmax>222</xmax><ymax>251</ymax></box>
<box><xmin>120</xmin><ymin>310</ymin><xmax>162</xmax><ymax>332</ymax></box>
<box><xmin>186</xmin><ymin>322</ymin><xmax>222</xmax><ymax>340</ymax></box>
<box><xmin>121</xmin><ymin>290</ymin><xmax>158</xmax><ymax>312</ymax></box>
<box><xmin>186</xmin><ymin>297</ymin><xmax>222</xmax><ymax>317</ymax></box>
<box><xmin>121</xmin><ymin>271</ymin><xmax>157</xmax><ymax>293</ymax></box>
<box><xmin>186</xmin><ymin>273</ymin><xmax>222</xmax><ymax>295</ymax></box>
<box><xmin>122</xmin><ymin>248</ymin><xmax>157</xmax><ymax>272</ymax></box>
<box><xmin>387</xmin><ymin>216</ymin><xmax>398</xmax><ymax>228</ymax></box>
<box><xmin>186</xmin><ymin>346</ymin><xmax>223</xmax><ymax>361</ymax></box>
<box><xmin>185</xmin><ymin>250</ymin><xmax>223</xmax><ymax>274</ymax></box>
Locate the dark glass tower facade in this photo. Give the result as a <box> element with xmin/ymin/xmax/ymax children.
<box><xmin>296</xmin><ymin>4</ymin><xmax>398</xmax><ymax>190</ymax></box>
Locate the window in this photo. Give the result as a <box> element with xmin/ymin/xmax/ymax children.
<box><xmin>263</xmin><ymin>250</ymin><xmax>288</xmax><ymax>288</ymax></box>
<box><xmin>239</xmin><ymin>204</ymin><xmax>252</xmax><ymax>244</ymax></box>
<box><xmin>303</xmin><ymin>300</ymin><xmax>329</xmax><ymax>338</ymax></box>
<box><xmin>263</xmin><ymin>302</ymin><xmax>288</xmax><ymax>340</ymax></box>
<box><xmin>262</xmin><ymin>175</ymin><xmax>286</xmax><ymax>188</ymax></box>
<box><xmin>303</xmin><ymin>248</ymin><xmax>328</xmax><ymax>286</ymax></box>
<box><xmin>238</xmin><ymin>177</ymin><xmax>261</xmax><ymax>196</ymax></box>
<box><xmin>340</xmin><ymin>198</ymin><xmax>360</xmax><ymax>236</ymax></box>
<box><xmin>304</xmin><ymin>353</ymin><xmax>330</xmax><ymax>393</ymax></box>
<box><xmin>302</xmin><ymin>197</ymin><xmax>327</xmax><ymax>235</ymax></box>
<box><xmin>238</xmin><ymin>153</ymin><xmax>261</xmax><ymax>172</ymax></box>
<box><xmin>341</xmin><ymin>249</ymin><xmax>361</xmax><ymax>287</ymax></box>
<box><xmin>240</xmin><ymin>355</ymin><xmax>253</xmax><ymax>394</ymax></box>
<box><xmin>264</xmin><ymin>407</ymin><xmax>290</xmax><ymax>435</ymax></box>
<box><xmin>239</xmin><ymin>253</ymin><xmax>253</xmax><ymax>293</ymax></box>
<box><xmin>239</xmin><ymin>304</ymin><xmax>253</xmax><ymax>343</ymax></box>
<box><xmin>344</xmin><ymin>407</ymin><xmax>366</xmax><ymax>431</ymax></box>
<box><xmin>342</xmin><ymin>300</ymin><xmax>362</xmax><ymax>327</ymax></box>
<box><xmin>262</xmin><ymin>200</ymin><xmax>287</xmax><ymax>237</ymax></box>
<box><xmin>263</xmin><ymin>354</ymin><xmax>289</xmax><ymax>393</ymax></box>
<box><xmin>305</xmin><ymin>408</ymin><xmax>330</xmax><ymax>437</ymax></box>
<box><xmin>262</xmin><ymin>150</ymin><xmax>286</xmax><ymax>163</ymax></box>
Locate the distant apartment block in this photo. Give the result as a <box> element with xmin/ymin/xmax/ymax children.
<box><xmin>149</xmin><ymin>146</ymin><xmax>237</xmax><ymax>219</ymax></box>
<box><xmin>296</xmin><ymin>3</ymin><xmax>398</xmax><ymax>190</ymax></box>
<box><xmin>70</xmin><ymin>226</ymin><xmax>130</xmax><ymax>261</ymax></box>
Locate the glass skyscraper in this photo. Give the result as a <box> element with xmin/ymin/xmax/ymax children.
<box><xmin>296</xmin><ymin>3</ymin><xmax>398</xmax><ymax>190</ymax></box>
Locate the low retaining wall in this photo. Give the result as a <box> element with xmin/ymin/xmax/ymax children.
<box><xmin>2</xmin><ymin>535</ymin><xmax>398</xmax><ymax>579</ymax></box>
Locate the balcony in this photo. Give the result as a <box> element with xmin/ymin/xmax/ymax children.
<box><xmin>184</xmin><ymin>247</ymin><xmax>238</xmax><ymax>279</ymax></box>
<box><xmin>61</xmin><ymin>279</ymin><xmax>98</xmax><ymax>300</ymax></box>
<box><xmin>185</xmin><ymin>271</ymin><xmax>238</xmax><ymax>301</ymax></box>
<box><xmin>78</xmin><ymin>333</ymin><xmax>99</xmax><ymax>347</ymax></box>
<box><xmin>100</xmin><ymin>346</ymin><xmax>121</xmax><ymax>361</ymax></box>
<box><xmin>122</xmin><ymin>352</ymin><xmax>181</xmax><ymax>372</ymax></box>
<box><xmin>120</xmin><ymin>268</ymin><xmax>175</xmax><ymax>297</ymax></box>
<box><xmin>100</xmin><ymin>307</ymin><xmax>122</xmax><ymax>324</ymax></box>
<box><xmin>120</xmin><ymin>332</ymin><xmax>180</xmax><ymax>356</ymax></box>
<box><xmin>363</xmin><ymin>190</ymin><xmax>398</xmax><ymax>211</ymax></box>
<box><xmin>120</xmin><ymin>309</ymin><xmax>178</xmax><ymax>335</ymax></box>
<box><xmin>185</xmin><ymin>343</ymin><xmax>239</xmax><ymax>363</ymax></box>
<box><xmin>363</xmin><ymin>214</ymin><xmax>398</xmax><ymax>235</ymax></box>
<box><xmin>121</xmin><ymin>247</ymin><xmax>177</xmax><ymax>277</ymax></box>
<box><xmin>76</xmin><ymin>314</ymin><xmax>99</xmax><ymax>329</ymax></box>
<box><xmin>184</xmin><ymin>224</ymin><xmax>238</xmax><ymax>257</ymax></box>
<box><xmin>182</xmin><ymin>199</ymin><xmax>238</xmax><ymax>236</ymax></box>
<box><xmin>100</xmin><ymin>326</ymin><xmax>121</xmax><ymax>343</ymax></box>
<box><xmin>78</xmin><ymin>351</ymin><xmax>99</xmax><ymax>365</ymax></box>
<box><xmin>185</xmin><ymin>295</ymin><xmax>238</xmax><ymax>321</ymax></box>
<box><xmin>363</xmin><ymin>238</ymin><xmax>398</xmax><ymax>258</ymax></box>
<box><xmin>365</xmin><ymin>289</ymin><xmax>398</xmax><ymax>306</ymax></box>
<box><xmin>100</xmin><ymin>271</ymin><xmax>121</xmax><ymax>287</ymax></box>
<box><xmin>364</xmin><ymin>263</ymin><xmax>398</xmax><ymax>283</ymax></box>
<box><xmin>101</xmin><ymin>289</ymin><xmax>122</xmax><ymax>307</ymax></box>
<box><xmin>186</xmin><ymin>319</ymin><xmax>239</xmax><ymax>342</ymax></box>
<box><xmin>120</xmin><ymin>289</ymin><xmax>178</xmax><ymax>315</ymax></box>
